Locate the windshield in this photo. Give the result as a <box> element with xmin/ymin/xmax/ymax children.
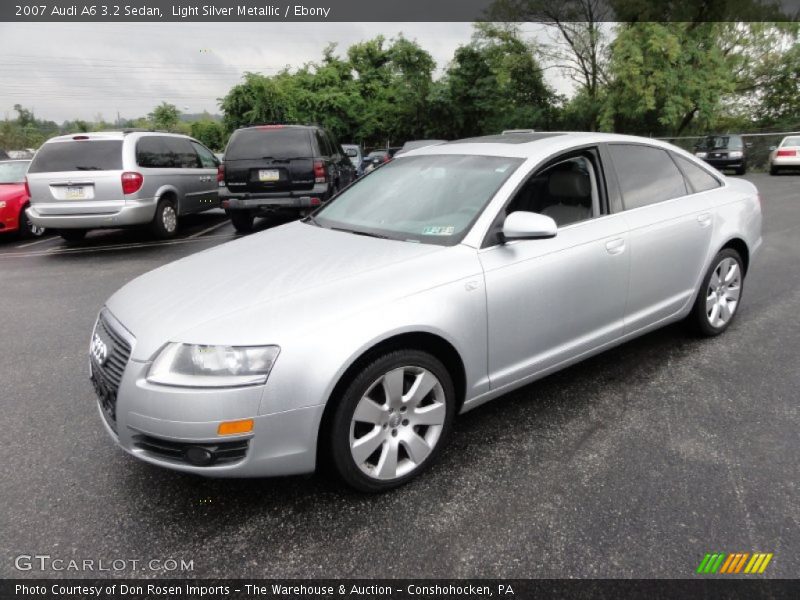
<box><xmin>0</xmin><ymin>160</ymin><xmax>30</xmax><ymax>183</ymax></box>
<box><xmin>697</xmin><ymin>136</ymin><xmax>742</xmax><ymax>150</ymax></box>
<box><xmin>312</xmin><ymin>154</ymin><xmax>523</xmax><ymax>246</ymax></box>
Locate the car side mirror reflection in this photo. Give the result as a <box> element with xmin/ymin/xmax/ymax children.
<box><xmin>501</xmin><ymin>211</ymin><xmax>557</xmax><ymax>242</ymax></box>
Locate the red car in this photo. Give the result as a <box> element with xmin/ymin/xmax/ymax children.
<box><xmin>0</xmin><ymin>160</ymin><xmax>45</xmax><ymax>239</ymax></box>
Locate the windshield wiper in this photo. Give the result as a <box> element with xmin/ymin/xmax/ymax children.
<box><xmin>304</xmin><ymin>214</ymin><xmax>322</xmax><ymax>227</ymax></box>
<box><xmin>331</xmin><ymin>226</ymin><xmax>392</xmax><ymax>240</ymax></box>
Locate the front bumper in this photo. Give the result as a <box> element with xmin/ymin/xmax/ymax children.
<box><xmin>27</xmin><ymin>198</ymin><xmax>158</xmax><ymax>229</ymax></box>
<box><xmin>702</xmin><ymin>158</ymin><xmax>744</xmax><ymax>169</ymax></box>
<box><xmin>98</xmin><ymin>355</ymin><xmax>323</xmax><ymax>478</ymax></box>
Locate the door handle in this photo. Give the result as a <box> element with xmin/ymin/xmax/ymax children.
<box><xmin>605</xmin><ymin>238</ymin><xmax>626</xmax><ymax>255</ymax></box>
<box><xmin>697</xmin><ymin>213</ymin><xmax>712</xmax><ymax>228</ymax></box>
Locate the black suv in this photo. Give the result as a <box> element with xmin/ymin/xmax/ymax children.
<box><xmin>219</xmin><ymin>124</ymin><xmax>355</xmax><ymax>232</ymax></box>
<box><xmin>694</xmin><ymin>134</ymin><xmax>749</xmax><ymax>175</ymax></box>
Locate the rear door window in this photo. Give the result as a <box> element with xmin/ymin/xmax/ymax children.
<box><xmin>136</xmin><ymin>137</ymin><xmax>173</xmax><ymax>168</ymax></box>
<box><xmin>164</xmin><ymin>137</ymin><xmax>201</xmax><ymax>168</ymax></box>
<box><xmin>225</xmin><ymin>128</ymin><xmax>313</xmax><ymax>160</ymax></box>
<box><xmin>28</xmin><ymin>140</ymin><xmax>123</xmax><ymax>173</ymax></box>
<box><xmin>608</xmin><ymin>144</ymin><xmax>687</xmax><ymax>210</ymax></box>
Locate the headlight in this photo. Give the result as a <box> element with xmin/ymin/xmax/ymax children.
<box><xmin>695</xmin><ymin>152</ymin><xmax>707</xmax><ymax>158</ymax></box>
<box><xmin>728</xmin><ymin>151</ymin><xmax>743</xmax><ymax>158</ymax></box>
<box><xmin>147</xmin><ymin>343</ymin><xmax>280</xmax><ymax>388</ymax></box>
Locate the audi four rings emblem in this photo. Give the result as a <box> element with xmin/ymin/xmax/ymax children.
<box><xmin>90</xmin><ymin>333</ymin><xmax>108</xmax><ymax>365</ymax></box>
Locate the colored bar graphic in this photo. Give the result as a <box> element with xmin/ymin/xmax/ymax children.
<box><xmin>699</xmin><ymin>552</ymin><xmax>773</xmax><ymax>575</ymax></box>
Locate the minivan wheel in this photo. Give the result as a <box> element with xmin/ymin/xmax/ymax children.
<box><xmin>150</xmin><ymin>197</ymin><xmax>178</xmax><ymax>239</ymax></box>
<box><xmin>690</xmin><ymin>248</ymin><xmax>744</xmax><ymax>337</ymax></box>
<box><xmin>228</xmin><ymin>209</ymin><xmax>255</xmax><ymax>233</ymax></box>
<box><xmin>18</xmin><ymin>208</ymin><xmax>45</xmax><ymax>239</ymax></box>
<box><xmin>58</xmin><ymin>229</ymin><xmax>87</xmax><ymax>243</ymax></box>
<box><xmin>330</xmin><ymin>349</ymin><xmax>455</xmax><ymax>492</ymax></box>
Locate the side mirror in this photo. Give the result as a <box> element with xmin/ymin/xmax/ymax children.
<box><xmin>501</xmin><ymin>211</ymin><xmax>557</xmax><ymax>242</ymax></box>
<box><xmin>769</xmin><ymin>145</ymin><xmax>777</xmax><ymax>151</ymax></box>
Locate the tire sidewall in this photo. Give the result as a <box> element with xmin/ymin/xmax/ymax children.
<box><xmin>152</xmin><ymin>197</ymin><xmax>178</xmax><ymax>238</ymax></box>
<box><xmin>329</xmin><ymin>349</ymin><xmax>456</xmax><ymax>492</ymax></box>
<box><xmin>693</xmin><ymin>248</ymin><xmax>744</xmax><ymax>336</ymax></box>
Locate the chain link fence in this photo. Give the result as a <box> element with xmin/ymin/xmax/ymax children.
<box><xmin>657</xmin><ymin>131</ymin><xmax>800</xmax><ymax>171</ymax></box>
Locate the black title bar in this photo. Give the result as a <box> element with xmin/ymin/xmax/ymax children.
<box><xmin>2</xmin><ymin>0</ymin><xmax>800</xmax><ymax>22</ymax></box>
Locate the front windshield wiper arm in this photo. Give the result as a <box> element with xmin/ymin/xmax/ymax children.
<box><xmin>331</xmin><ymin>226</ymin><xmax>392</xmax><ymax>240</ymax></box>
<box><xmin>304</xmin><ymin>214</ymin><xmax>322</xmax><ymax>227</ymax></box>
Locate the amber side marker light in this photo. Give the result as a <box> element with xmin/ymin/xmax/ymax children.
<box><xmin>217</xmin><ymin>419</ymin><xmax>254</xmax><ymax>436</ymax></box>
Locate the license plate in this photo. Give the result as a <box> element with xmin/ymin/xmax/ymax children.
<box><xmin>66</xmin><ymin>186</ymin><xmax>86</xmax><ymax>199</ymax></box>
<box><xmin>258</xmin><ymin>169</ymin><xmax>280</xmax><ymax>182</ymax></box>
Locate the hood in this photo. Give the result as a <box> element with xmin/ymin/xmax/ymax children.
<box><xmin>107</xmin><ymin>221</ymin><xmax>446</xmax><ymax>359</ymax></box>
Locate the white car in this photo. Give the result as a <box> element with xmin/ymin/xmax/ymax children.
<box><xmin>92</xmin><ymin>132</ymin><xmax>762</xmax><ymax>491</ymax></box>
<box><xmin>769</xmin><ymin>136</ymin><xmax>800</xmax><ymax>175</ymax></box>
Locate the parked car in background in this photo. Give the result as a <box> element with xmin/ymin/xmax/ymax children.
<box><xmin>694</xmin><ymin>134</ymin><xmax>749</xmax><ymax>175</ymax></box>
<box><xmin>94</xmin><ymin>132</ymin><xmax>761</xmax><ymax>491</ymax></box>
<box><xmin>342</xmin><ymin>144</ymin><xmax>363</xmax><ymax>176</ymax></box>
<box><xmin>769</xmin><ymin>136</ymin><xmax>800</xmax><ymax>175</ymax></box>
<box><xmin>219</xmin><ymin>124</ymin><xmax>355</xmax><ymax>233</ymax></box>
<box><xmin>360</xmin><ymin>149</ymin><xmax>392</xmax><ymax>174</ymax></box>
<box><xmin>0</xmin><ymin>159</ymin><xmax>45</xmax><ymax>239</ymax></box>
<box><xmin>214</xmin><ymin>153</ymin><xmax>224</xmax><ymax>163</ymax></box>
<box><xmin>26</xmin><ymin>131</ymin><xmax>220</xmax><ymax>243</ymax></box>
<box><xmin>394</xmin><ymin>140</ymin><xmax>446</xmax><ymax>156</ymax></box>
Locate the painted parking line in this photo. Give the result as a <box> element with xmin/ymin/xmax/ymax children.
<box><xmin>0</xmin><ymin>232</ymin><xmax>234</xmax><ymax>259</ymax></box>
<box><xmin>187</xmin><ymin>219</ymin><xmax>231</xmax><ymax>239</ymax></box>
<box><xmin>15</xmin><ymin>236</ymin><xmax>61</xmax><ymax>249</ymax></box>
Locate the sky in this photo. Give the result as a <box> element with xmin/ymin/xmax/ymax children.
<box><xmin>0</xmin><ymin>22</ymin><xmax>573</xmax><ymax>124</ymax></box>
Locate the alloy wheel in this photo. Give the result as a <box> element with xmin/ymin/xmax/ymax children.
<box><xmin>349</xmin><ymin>366</ymin><xmax>446</xmax><ymax>480</ymax></box>
<box><xmin>162</xmin><ymin>205</ymin><xmax>177</xmax><ymax>233</ymax></box>
<box><xmin>706</xmin><ymin>257</ymin><xmax>741</xmax><ymax>328</ymax></box>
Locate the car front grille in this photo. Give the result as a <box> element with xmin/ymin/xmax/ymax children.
<box><xmin>90</xmin><ymin>311</ymin><xmax>133</xmax><ymax>431</ymax></box>
<box><xmin>133</xmin><ymin>434</ymin><xmax>250</xmax><ymax>466</ymax></box>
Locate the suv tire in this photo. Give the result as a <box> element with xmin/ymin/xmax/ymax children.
<box><xmin>229</xmin><ymin>210</ymin><xmax>255</xmax><ymax>233</ymax></box>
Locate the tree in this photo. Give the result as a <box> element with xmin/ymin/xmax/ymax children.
<box><xmin>148</xmin><ymin>102</ymin><xmax>181</xmax><ymax>131</ymax></box>
<box><xmin>488</xmin><ymin>0</ymin><xmax>611</xmax><ymax>130</ymax></box>
<box><xmin>219</xmin><ymin>73</ymin><xmax>296</xmax><ymax>131</ymax></box>
<box><xmin>190</xmin><ymin>119</ymin><xmax>227</xmax><ymax>151</ymax></box>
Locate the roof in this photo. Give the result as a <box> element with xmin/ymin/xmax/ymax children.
<box><xmin>43</xmin><ymin>131</ymin><xmax>193</xmax><ymax>143</ymax></box>
<box><xmin>449</xmin><ymin>133</ymin><xmax>564</xmax><ymax>145</ymax></box>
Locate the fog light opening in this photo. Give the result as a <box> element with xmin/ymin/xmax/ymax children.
<box><xmin>184</xmin><ymin>446</ymin><xmax>215</xmax><ymax>466</ymax></box>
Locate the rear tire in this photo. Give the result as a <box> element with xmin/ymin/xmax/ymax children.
<box><xmin>329</xmin><ymin>349</ymin><xmax>455</xmax><ymax>492</ymax></box>
<box><xmin>769</xmin><ymin>165</ymin><xmax>779</xmax><ymax>176</ymax></box>
<box><xmin>58</xmin><ymin>229</ymin><xmax>87</xmax><ymax>244</ymax></box>
<box><xmin>689</xmin><ymin>248</ymin><xmax>744</xmax><ymax>337</ymax></box>
<box><xmin>735</xmin><ymin>165</ymin><xmax>746</xmax><ymax>175</ymax></box>
<box><xmin>150</xmin><ymin>197</ymin><xmax>178</xmax><ymax>239</ymax></box>
<box><xmin>228</xmin><ymin>209</ymin><xmax>255</xmax><ymax>233</ymax></box>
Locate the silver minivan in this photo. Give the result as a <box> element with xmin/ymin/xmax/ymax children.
<box><xmin>26</xmin><ymin>131</ymin><xmax>220</xmax><ymax>241</ymax></box>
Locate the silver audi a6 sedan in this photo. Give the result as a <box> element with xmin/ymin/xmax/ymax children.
<box><xmin>91</xmin><ymin>132</ymin><xmax>762</xmax><ymax>491</ymax></box>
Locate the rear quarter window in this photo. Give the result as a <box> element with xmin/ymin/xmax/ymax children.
<box><xmin>28</xmin><ymin>140</ymin><xmax>123</xmax><ymax>173</ymax></box>
<box><xmin>608</xmin><ymin>144</ymin><xmax>687</xmax><ymax>210</ymax></box>
<box><xmin>674</xmin><ymin>155</ymin><xmax>721</xmax><ymax>193</ymax></box>
<box><xmin>225</xmin><ymin>128</ymin><xmax>313</xmax><ymax>160</ymax></box>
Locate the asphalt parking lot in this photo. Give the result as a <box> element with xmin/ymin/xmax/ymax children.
<box><xmin>1</xmin><ymin>173</ymin><xmax>798</xmax><ymax>579</ymax></box>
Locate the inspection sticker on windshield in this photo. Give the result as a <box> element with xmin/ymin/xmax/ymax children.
<box><xmin>422</xmin><ymin>226</ymin><xmax>455</xmax><ymax>236</ymax></box>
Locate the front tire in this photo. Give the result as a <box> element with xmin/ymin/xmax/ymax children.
<box><xmin>689</xmin><ymin>248</ymin><xmax>744</xmax><ymax>336</ymax></box>
<box><xmin>150</xmin><ymin>197</ymin><xmax>178</xmax><ymax>239</ymax></box>
<box><xmin>329</xmin><ymin>349</ymin><xmax>455</xmax><ymax>492</ymax></box>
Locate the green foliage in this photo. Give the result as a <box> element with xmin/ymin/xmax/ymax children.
<box><xmin>148</xmin><ymin>102</ymin><xmax>182</xmax><ymax>131</ymax></box>
<box><xmin>190</xmin><ymin>119</ymin><xmax>227</xmax><ymax>151</ymax></box>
